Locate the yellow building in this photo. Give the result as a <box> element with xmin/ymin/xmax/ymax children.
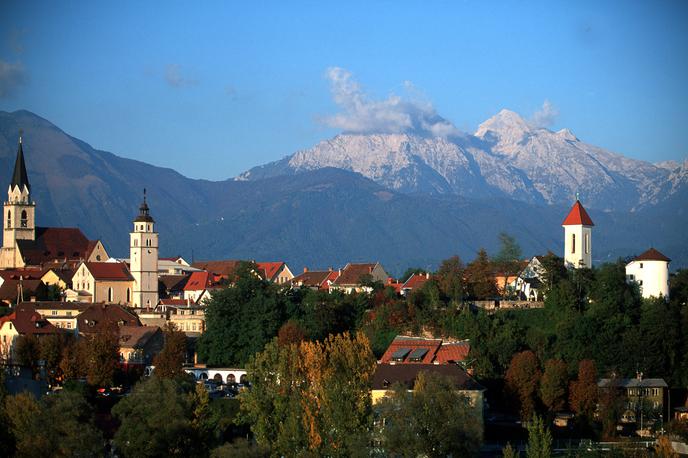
<box><xmin>72</xmin><ymin>261</ymin><xmax>134</xmax><ymax>304</ymax></box>
<box><xmin>30</xmin><ymin>301</ymin><xmax>91</xmax><ymax>331</ymax></box>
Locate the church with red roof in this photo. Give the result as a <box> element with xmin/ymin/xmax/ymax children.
<box><xmin>562</xmin><ymin>198</ymin><xmax>594</xmax><ymax>269</ymax></box>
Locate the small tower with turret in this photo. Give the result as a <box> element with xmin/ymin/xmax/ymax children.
<box><xmin>562</xmin><ymin>197</ymin><xmax>594</xmax><ymax>269</ymax></box>
<box><xmin>130</xmin><ymin>190</ymin><xmax>158</xmax><ymax>308</ymax></box>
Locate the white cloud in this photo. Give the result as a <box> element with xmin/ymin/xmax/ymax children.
<box><xmin>530</xmin><ymin>99</ymin><xmax>559</xmax><ymax>127</ymax></box>
<box><xmin>321</xmin><ymin>67</ymin><xmax>459</xmax><ymax>137</ymax></box>
<box><xmin>0</xmin><ymin>60</ymin><xmax>27</xmax><ymax>98</ymax></box>
<box><xmin>165</xmin><ymin>64</ymin><xmax>198</xmax><ymax>88</ymax></box>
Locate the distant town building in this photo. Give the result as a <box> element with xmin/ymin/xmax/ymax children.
<box><xmin>625</xmin><ymin>248</ymin><xmax>670</xmax><ymax>300</ymax></box>
<box><xmin>562</xmin><ymin>199</ymin><xmax>594</xmax><ymax>269</ymax></box>
<box><xmin>130</xmin><ymin>190</ymin><xmax>159</xmax><ymax>308</ymax></box>
<box><xmin>330</xmin><ymin>262</ymin><xmax>389</xmax><ymax>294</ymax></box>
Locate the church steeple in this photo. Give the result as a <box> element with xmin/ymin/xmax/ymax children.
<box><xmin>3</xmin><ymin>132</ymin><xmax>36</xmax><ymax>252</ymax></box>
<box><xmin>134</xmin><ymin>189</ymin><xmax>155</xmax><ymax>224</ymax></box>
<box><xmin>9</xmin><ymin>133</ymin><xmax>31</xmax><ymax>202</ymax></box>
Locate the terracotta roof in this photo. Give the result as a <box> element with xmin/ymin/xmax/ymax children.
<box><xmin>562</xmin><ymin>200</ymin><xmax>594</xmax><ymax>226</ymax></box>
<box><xmin>84</xmin><ymin>262</ymin><xmax>133</xmax><ymax>281</ymax></box>
<box><xmin>256</xmin><ymin>262</ymin><xmax>285</xmax><ymax>281</ymax></box>
<box><xmin>0</xmin><ymin>304</ymin><xmax>58</xmax><ymax>335</ymax></box>
<box><xmin>386</xmin><ymin>279</ymin><xmax>403</xmax><ymax>294</ymax></box>
<box><xmin>118</xmin><ymin>325</ymin><xmax>161</xmax><ymax>349</ymax></box>
<box><xmin>192</xmin><ymin>260</ymin><xmax>242</xmax><ymax>278</ymax></box>
<box><xmin>380</xmin><ymin>336</ymin><xmax>442</xmax><ymax>364</ymax></box>
<box><xmin>371</xmin><ymin>364</ymin><xmax>483</xmax><ymax>391</ymax></box>
<box><xmin>332</xmin><ymin>263</ymin><xmax>378</xmax><ymax>286</ymax></box>
<box><xmin>292</xmin><ymin>270</ymin><xmax>334</xmax><ymax>288</ymax></box>
<box><xmin>77</xmin><ymin>303</ymin><xmax>141</xmax><ymax>334</ymax></box>
<box><xmin>633</xmin><ymin>248</ymin><xmax>671</xmax><ymax>263</ymax></box>
<box><xmin>158</xmin><ymin>298</ymin><xmax>192</xmax><ymax>306</ymax></box>
<box><xmin>435</xmin><ymin>342</ymin><xmax>471</xmax><ymax>364</ymax></box>
<box><xmin>402</xmin><ymin>273</ymin><xmax>431</xmax><ymax>291</ymax></box>
<box><xmin>16</xmin><ymin>227</ymin><xmax>99</xmax><ymax>267</ymax></box>
<box><xmin>183</xmin><ymin>271</ymin><xmax>223</xmax><ymax>291</ymax></box>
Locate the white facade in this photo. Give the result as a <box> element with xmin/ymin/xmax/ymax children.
<box><xmin>564</xmin><ymin>224</ymin><xmax>592</xmax><ymax>269</ymax></box>
<box><xmin>625</xmin><ymin>259</ymin><xmax>670</xmax><ymax>300</ymax></box>
<box><xmin>130</xmin><ymin>196</ymin><xmax>159</xmax><ymax>308</ymax></box>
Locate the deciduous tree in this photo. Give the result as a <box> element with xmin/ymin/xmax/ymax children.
<box><xmin>505</xmin><ymin>350</ymin><xmax>541</xmax><ymax>419</ymax></box>
<box><xmin>539</xmin><ymin>359</ymin><xmax>569</xmax><ymax>412</ymax></box>
<box><xmin>569</xmin><ymin>359</ymin><xmax>598</xmax><ymax>420</ymax></box>
<box><xmin>154</xmin><ymin>323</ymin><xmax>188</xmax><ymax>379</ymax></box>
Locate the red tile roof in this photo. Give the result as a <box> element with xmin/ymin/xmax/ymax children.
<box><xmin>84</xmin><ymin>262</ymin><xmax>133</xmax><ymax>281</ymax></box>
<box><xmin>191</xmin><ymin>260</ymin><xmax>242</xmax><ymax>278</ymax></box>
<box><xmin>380</xmin><ymin>335</ymin><xmax>470</xmax><ymax>365</ymax></box>
<box><xmin>633</xmin><ymin>247</ymin><xmax>671</xmax><ymax>262</ymax></box>
<box><xmin>0</xmin><ymin>304</ymin><xmax>59</xmax><ymax>335</ymax></box>
<box><xmin>402</xmin><ymin>273</ymin><xmax>431</xmax><ymax>291</ymax></box>
<box><xmin>291</xmin><ymin>270</ymin><xmax>336</xmax><ymax>288</ymax></box>
<box><xmin>16</xmin><ymin>227</ymin><xmax>100</xmax><ymax>267</ymax></box>
<box><xmin>332</xmin><ymin>263</ymin><xmax>378</xmax><ymax>286</ymax></box>
<box><xmin>435</xmin><ymin>342</ymin><xmax>471</xmax><ymax>364</ymax></box>
<box><xmin>256</xmin><ymin>262</ymin><xmax>285</xmax><ymax>281</ymax></box>
<box><xmin>183</xmin><ymin>271</ymin><xmax>223</xmax><ymax>291</ymax></box>
<box><xmin>158</xmin><ymin>298</ymin><xmax>192</xmax><ymax>306</ymax></box>
<box><xmin>562</xmin><ymin>200</ymin><xmax>594</xmax><ymax>226</ymax></box>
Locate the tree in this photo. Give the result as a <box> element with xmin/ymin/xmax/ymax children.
<box><xmin>377</xmin><ymin>372</ymin><xmax>483</xmax><ymax>457</ymax></box>
<box><xmin>113</xmin><ymin>377</ymin><xmax>198</xmax><ymax>457</ymax></box>
<box><xmin>198</xmin><ymin>262</ymin><xmax>289</xmax><ymax>366</ymax></box>
<box><xmin>239</xmin><ymin>332</ymin><xmax>376</xmax><ymax>456</ymax></box>
<box><xmin>494</xmin><ymin>232</ymin><xmax>523</xmax><ymax>264</ymax></box>
<box><xmin>154</xmin><ymin>323</ymin><xmax>188</xmax><ymax>379</ymax></box>
<box><xmin>60</xmin><ymin>337</ymin><xmax>85</xmax><ymax>381</ymax></box>
<box><xmin>539</xmin><ymin>359</ymin><xmax>569</xmax><ymax>412</ymax></box>
<box><xmin>505</xmin><ymin>350</ymin><xmax>541</xmax><ymax>419</ymax></box>
<box><xmin>14</xmin><ymin>334</ymin><xmax>40</xmax><ymax>372</ymax></box>
<box><xmin>502</xmin><ymin>442</ymin><xmax>517</xmax><ymax>458</ymax></box>
<box><xmin>82</xmin><ymin>329</ymin><xmax>119</xmax><ymax>387</ymax></box>
<box><xmin>277</xmin><ymin>320</ymin><xmax>305</xmax><ymax>346</ymax></box>
<box><xmin>40</xmin><ymin>333</ymin><xmax>70</xmax><ymax>386</ymax></box>
<box><xmin>436</xmin><ymin>255</ymin><xmax>465</xmax><ymax>303</ymax></box>
<box><xmin>569</xmin><ymin>359</ymin><xmax>598</xmax><ymax>420</ymax></box>
<box><xmin>525</xmin><ymin>415</ymin><xmax>552</xmax><ymax>458</ymax></box>
<box><xmin>466</xmin><ymin>249</ymin><xmax>498</xmax><ymax>300</ymax></box>
<box><xmin>4</xmin><ymin>390</ymin><xmax>104</xmax><ymax>457</ymax></box>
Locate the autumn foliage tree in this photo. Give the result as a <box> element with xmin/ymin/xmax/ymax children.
<box><xmin>539</xmin><ymin>359</ymin><xmax>569</xmax><ymax>412</ymax></box>
<box><xmin>153</xmin><ymin>323</ymin><xmax>188</xmax><ymax>379</ymax></box>
<box><xmin>465</xmin><ymin>248</ymin><xmax>498</xmax><ymax>300</ymax></box>
<box><xmin>505</xmin><ymin>350</ymin><xmax>541</xmax><ymax>419</ymax></box>
<box><xmin>82</xmin><ymin>329</ymin><xmax>119</xmax><ymax>387</ymax></box>
<box><xmin>569</xmin><ymin>359</ymin><xmax>598</xmax><ymax>420</ymax></box>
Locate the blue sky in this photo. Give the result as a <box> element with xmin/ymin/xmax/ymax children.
<box><xmin>0</xmin><ymin>0</ymin><xmax>686</xmax><ymax>180</ymax></box>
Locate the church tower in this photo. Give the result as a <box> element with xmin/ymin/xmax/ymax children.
<box><xmin>562</xmin><ymin>198</ymin><xmax>594</xmax><ymax>269</ymax></box>
<box><xmin>1</xmin><ymin>134</ymin><xmax>36</xmax><ymax>267</ymax></box>
<box><xmin>130</xmin><ymin>190</ymin><xmax>158</xmax><ymax>308</ymax></box>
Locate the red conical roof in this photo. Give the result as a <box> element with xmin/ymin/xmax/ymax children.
<box><xmin>633</xmin><ymin>247</ymin><xmax>670</xmax><ymax>262</ymax></box>
<box><xmin>562</xmin><ymin>200</ymin><xmax>594</xmax><ymax>226</ymax></box>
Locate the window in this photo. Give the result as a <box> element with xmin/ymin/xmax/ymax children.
<box><xmin>126</xmin><ymin>288</ymin><xmax>130</xmax><ymax>303</ymax></box>
<box><xmin>134</xmin><ymin>239</ymin><xmax>138</xmax><ymax>247</ymax></box>
<box><xmin>108</xmin><ymin>287</ymin><xmax>113</xmax><ymax>302</ymax></box>
<box><xmin>67</xmin><ymin>322</ymin><xmax>72</xmax><ymax>329</ymax></box>
<box><xmin>51</xmin><ymin>310</ymin><xmax>57</xmax><ymax>316</ymax></box>
<box><xmin>571</xmin><ymin>234</ymin><xmax>576</xmax><ymax>254</ymax></box>
<box><xmin>6</xmin><ymin>210</ymin><xmax>10</xmax><ymax>228</ymax></box>
<box><xmin>640</xmin><ymin>263</ymin><xmax>643</xmax><ymax>268</ymax></box>
<box><xmin>20</xmin><ymin>210</ymin><xmax>27</xmax><ymax>228</ymax></box>
<box><xmin>66</xmin><ymin>311</ymin><xmax>72</xmax><ymax>316</ymax></box>
<box><xmin>584</xmin><ymin>234</ymin><xmax>590</xmax><ymax>254</ymax></box>
<box><xmin>147</xmin><ymin>225</ymin><xmax>150</xmax><ymax>231</ymax></box>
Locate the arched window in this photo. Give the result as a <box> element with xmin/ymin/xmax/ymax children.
<box><xmin>6</xmin><ymin>210</ymin><xmax>10</xmax><ymax>228</ymax></box>
<box><xmin>240</xmin><ymin>374</ymin><xmax>248</xmax><ymax>384</ymax></box>
<box><xmin>571</xmin><ymin>234</ymin><xmax>576</xmax><ymax>254</ymax></box>
<box><xmin>213</xmin><ymin>373</ymin><xmax>223</xmax><ymax>384</ymax></box>
<box><xmin>584</xmin><ymin>234</ymin><xmax>590</xmax><ymax>254</ymax></box>
<box><xmin>108</xmin><ymin>287</ymin><xmax>113</xmax><ymax>302</ymax></box>
<box><xmin>227</xmin><ymin>374</ymin><xmax>236</xmax><ymax>384</ymax></box>
<box><xmin>20</xmin><ymin>210</ymin><xmax>27</xmax><ymax>228</ymax></box>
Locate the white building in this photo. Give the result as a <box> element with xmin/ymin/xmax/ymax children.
<box><xmin>562</xmin><ymin>199</ymin><xmax>594</xmax><ymax>269</ymax></box>
<box><xmin>130</xmin><ymin>190</ymin><xmax>159</xmax><ymax>308</ymax></box>
<box><xmin>625</xmin><ymin>248</ymin><xmax>670</xmax><ymax>300</ymax></box>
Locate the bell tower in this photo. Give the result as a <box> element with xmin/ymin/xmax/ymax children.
<box><xmin>562</xmin><ymin>197</ymin><xmax>594</xmax><ymax>269</ymax></box>
<box><xmin>3</xmin><ymin>133</ymin><xmax>36</xmax><ymax>252</ymax></box>
<box><xmin>130</xmin><ymin>189</ymin><xmax>159</xmax><ymax>308</ymax></box>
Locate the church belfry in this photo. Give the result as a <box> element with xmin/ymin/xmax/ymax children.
<box><xmin>562</xmin><ymin>198</ymin><xmax>594</xmax><ymax>269</ymax></box>
<box><xmin>3</xmin><ymin>133</ymin><xmax>36</xmax><ymax>250</ymax></box>
<box><xmin>129</xmin><ymin>189</ymin><xmax>159</xmax><ymax>308</ymax></box>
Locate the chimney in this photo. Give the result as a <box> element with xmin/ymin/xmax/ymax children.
<box><xmin>328</xmin><ymin>266</ymin><xmax>333</xmax><ymax>271</ymax></box>
<box><xmin>426</xmin><ymin>272</ymin><xmax>430</xmax><ymax>279</ymax></box>
<box><xmin>303</xmin><ymin>267</ymin><xmax>308</xmax><ymax>273</ymax></box>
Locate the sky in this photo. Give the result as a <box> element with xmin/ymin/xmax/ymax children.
<box><xmin>0</xmin><ymin>0</ymin><xmax>687</xmax><ymax>180</ymax></box>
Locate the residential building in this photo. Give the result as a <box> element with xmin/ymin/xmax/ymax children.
<box><xmin>183</xmin><ymin>270</ymin><xmax>224</xmax><ymax>303</ymax></box>
<box><xmin>401</xmin><ymin>272</ymin><xmax>431</xmax><ymax>296</ymax></box>
<box><xmin>625</xmin><ymin>248</ymin><xmax>670</xmax><ymax>300</ymax></box>
<box><xmin>0</xmin><ymin>303</ymin><xmax>59</xmax><ymax>361</ymax></box>
<box><xmin>30</xmin><ymin>301</ymin><xmax>90</xmax><ymax>331</ymax></box>
<box><xmin>562</xmin><ymin>199</ymin><xmax>594</xmax><ymax>269</ymax></box>
<box><xmin>40</xmin><ymin>266</ymin><xmax>75</xmax><ymax>290</ymax></box>
<box><xmin>256</xmin><ymin>261</ymin><xmax>294</xmax><ymax>285</ymax></box>
<box><xmin>158</xmin><ymin>274</ymin><xmax>190</xmax><ymax>299</ymax></box>
<box><xmin>291</xmin><ymin>268</ymin><xmax>339</xmax><ymax>290</ymax></box>
<box><xmin>71</xmin><ymin>261</ymin><xmax>134</xmax><ymax>304</ymax></box>
<box><xmin>380</xmin><ymin>336</ymin><xmax>470</xmax><ymax>365</ymax></box>
<box><xmin>598</xmin><ymin>374</ymin><xmax>668</xmax><ymax>424</ymax></box>
<box><xmin>118</xmin><ymin>325</ymin><xmax>164</xmax><ymax>366</ymax></box>
<box><xmin>330</xmin><ymin>262</ymin><xmax>389</xmax><ymax>294</ymax></box>
<box><xmin>76</xmin><ymin>303</ymin><xmax>141</xmax><ymax>337</ymax></box>
<box><xmin>0</xmin><ymin>269</ymin><xmax>45</xmax><ymax>304</ymax></box>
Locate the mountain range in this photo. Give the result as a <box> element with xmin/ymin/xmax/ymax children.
<box><xmin>0</xmin><ymin>109</ymin><xmax>686</xmax><ymax>274</ymax></box>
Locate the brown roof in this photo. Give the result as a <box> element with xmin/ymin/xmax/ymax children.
<box><xmin>158</xmin><ymin>274</ymin><xmax>189</xmax><ymax>292</ymax></box>
<box><xmin>0</xmin><ymin>303</ymin><xmax>59</xmax><ymax>336</ymax></box>
<box><xmin>192</xmin><ymin>260</ymin><xmax>242</xmax><ymax>277</ymax></box>
<box><xmin>118</xmin><ymin>325</ymin><xmax>161</xmax><ymax>350</ymax></box>
<box><xmin>77</xmin><ymin>303</ymin><xmax>141</xmax><ymax>334</ymax></box>
<box><xmin>16</xmin><ymin>227</ymin><xmax>98</xmax><ymax>267</ymax></box>
<box><xmin>371</xmin><ymin>364</ymin><xmax>483</xmax><ymax>391</ymax></box>
<box><xmin>633</xmin><ymin>248</ymin><xmax>671</xmax><ymax>263</ymax></box>
<box><xmin>28</xmin><ymin>301</ymin><xmax>91</xmax><ymax>312</ymax></box>
<box><xmin>84</xmin><ymin>262</ymin><xmax>134</xmax><ymax>281</ymax></box>
<box><xmin>292</xmin><ymin>270</ymin><xmax>337</xmax><ymax>288</ymax></box>
<box><xmin>0</xmin><ymin>278</ymin><xmax>44</xmax><ymax>302</ymax></box>
<box><xmin>332</xmin><ymin>263</ymin><xmax>378</xmax><ymax>286</ymax></box>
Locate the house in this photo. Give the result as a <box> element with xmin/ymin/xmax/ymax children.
<box><xmin>386</xmin><ymin>278</ymin><xmax>403</xmax><ymax>295</ymax></box>
<box><xmin>515</xmin><ymin>256</ymin><xmax>547</xmax><ymax>301</ymax></box>
<box><xmin>330</xmin><ymin>262</ymin><xmax>389</xmax><ymax>294</ymax></box>
<box><xmin>371</xmin><ymin>364</ymin><xmax>485</xmax><ymax>422</ymax></box>
<box><xmin>625</xmin><ymin>248</ymin><xmax>670</xmax><ymax>300</ymax></box>
<box><xmin>191</xmin><ymin>260</ymin><xmax>243</xmax><ymax>281</ymax></box>
<box><xmin>0</xmin><ymin>269</ymin><xmax>46</xmax><ymax>304</ymax></box>
<box><xmin>380</xmin><ymin>336</ymin><xmax>471</xmax><ymax>366</ymax></box>
<box><xmin>256</xmin><ymin>262</ymin><xmax>294</xmax><ymax>285</ymax></box>
<box><xmin>0</xmin><ymin>303</ymin><xmax>59</xmax><ymax>362</ymax></box>
<box><xmin>158</xmin><ymin>257</ymin><xmax>198</xmax><ymax>275</ymax></box>
<box><xmin>291</xmin><ymin>268</ymin><xmax>340</xmax><ymax>290</ymax></box>
<box><xmin>71</xmin><ymin>261</ymin><xmax>134</xmax><ymax>304</ymax></box>
<box><xmin>598</xmin><ymin>374</ymin><xmax>668</xmax><ymax>424</ymax></box>
<box><xmin>40</xmin><ymin>266</ymin><xmax>75</xmax><ymax>291</ymax></box>
<box><xmin>183</xmin><ymin>270</ymin><xmax>225</xmax><ymax>304</ymax></box>
<box><xmin>167</xmin><ymin>304</ymin><xmax>205</xmax><ymax>336</ymax></box>
<box><xmin>30</xmin><ymin>301</ymin><xmax>91</xmax><ymax>331</ymax></box>
<box><xmin>401</xmin><ymin>272</ymin><xmax>431</xmax><ymax>296</ymax></box>
<box><xmin>76</xmin><ymin>303</ymin><xmax>141</xmax><ymax>337</ymax></box>
<box><xmin>158</xmin><ymin>274</ymin><xmax>190</xmax><ymax>299</ymax></box>
<box><xmin>118</xmin><ymin>325</ymin><xmax>164</xmax><ymax>366</ymax></box>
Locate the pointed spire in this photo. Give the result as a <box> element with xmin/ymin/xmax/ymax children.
<box><xmin>11</xmin><ymin>131</ymin><xmax>30</xmax><ymax>193</ymax></box>
<box><xmin>562</xmin><ymin>199</ymin><xmax>594</xmax><ymax>226</ymax></box>
<box><xmin>134</xmin><ymin>188</ymin><xmax>155</xmax><ymax>223</ymax></box>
